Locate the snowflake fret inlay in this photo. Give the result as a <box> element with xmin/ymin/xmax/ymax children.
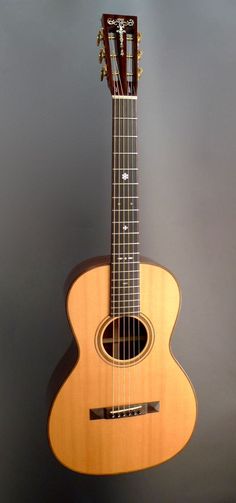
<box><xmin>122</xmin><ymin>172</ymin><xmax>129</xmax><ymax>181</ymax></box>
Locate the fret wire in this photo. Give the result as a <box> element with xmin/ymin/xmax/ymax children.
<box><xmin>112</xmin><ymin>260</ymin><xmax>139</xmax><ymax>272</ymax></box>
<box><xmin>113</xmin><ymin>117</ymin><xmax>137</xmax><ymax>119</ymax></box>
<box><xmin>112</xmin><ymin>287</ymin><xmax>139</xmax><ymax>290</ymax></box>
<box><xmin>111</xmin><ymin>303</ymin><xmax>140</xmax><ymax>306</ymax></box>
<box><xmin>111</xmin><ymin>312</ymin><xmax>140</xmax><ymax>315</ymax></box>
<box><xmin>112</xmin><ymin>252</ymin><xmax>140</xmax><ymax>255</ymax></box>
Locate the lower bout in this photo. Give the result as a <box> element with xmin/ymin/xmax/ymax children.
<box><xmin>49</xmin><ymin>382</ymin><xmax>197</xmax><ymax>475</ymax></box>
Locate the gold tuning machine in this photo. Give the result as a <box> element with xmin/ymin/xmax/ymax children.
<box><xmin>99</xmin><ymin>48</ymin><xmax>106</xmax><ymax>64</ymax></box>
<box><xmin>138</xmin><ymin>67</ymin><xmax>143</xmax><ymax>79</ymax></box>
<box><xmin>100</xmin><ymin>65</ymin><xmax>108</xmax><ymax>81</ymax></box>
<box><xmin>137</xmin><ymin>49</ymin><xmax>143</xmax><ymax>61</ymax></box>
<box><xmin>97</xmin><ymin>29</ymin><xmax>104</xmax><ymax>46</ymax></box>
<box><xmin>137</xmin><ymin>32</ymin><xmax>142</xmax><ymax>43</ymax></box>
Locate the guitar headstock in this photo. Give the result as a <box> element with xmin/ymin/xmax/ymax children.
<box><xmin>97</xmin><ymin>13</ymin><xmax>143</xmax><ymax>96</ymax></box>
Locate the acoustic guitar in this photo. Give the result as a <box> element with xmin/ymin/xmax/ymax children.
<box><xmin>48</xmin><ymin>13</ymin><xmax>197</xmax><ymax>475</ymax></box>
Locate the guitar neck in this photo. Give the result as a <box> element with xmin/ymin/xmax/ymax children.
<box><xmin>110</xmin><ymin>95</ymin><xmax>140</xmax><ymax>316</ymax></box>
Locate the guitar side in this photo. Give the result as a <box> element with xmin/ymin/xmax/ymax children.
<box><xmin>48</xmin><ymin>257</ymin><xmax>197</xmax><ymax>475</ymax></box>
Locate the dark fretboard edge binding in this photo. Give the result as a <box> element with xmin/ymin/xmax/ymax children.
<box><xmin>110</xmin><ymin>96</ymin><xmax>140</xmax><ymax>316</ymax></box>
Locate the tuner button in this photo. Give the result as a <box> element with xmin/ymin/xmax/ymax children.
<box><xmin>100</xmin><ymin>65</ymin><xmax>108</xmax><ymax>81</ymax></box>
<box><xmin>99</xmin><ymin>48</ymin><xmax>106</xmax><ymax>64</ymax></box>
<box><xmin>137</xmin><ymin>49</ymin><xmax>143</xmax><ymax>61</ymax></box>
<box><xmin>138</xmin><ymin>67</ymin><xmax>143</xmax><ymax>79</ymax></box>
<box><xmin>137</xmin><ymin>32</ymin><xmax>142</xmax><ymax>43</ymax></box>
<box><xmin>96</xmin><ymin>28</ymin><xmax>104</xmax><ymax>46</ymax></box>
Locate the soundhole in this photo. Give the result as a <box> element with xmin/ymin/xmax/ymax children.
<box><xmin>102</xmin><ymin>316</ymin><xmax>148</xmax><ymax>361</ymax></box>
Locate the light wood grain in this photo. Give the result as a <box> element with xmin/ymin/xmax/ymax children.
<box><xmin>48</xmin><ymin>262</ymin><xmax>197</xmax><ymax>475</ymax></box>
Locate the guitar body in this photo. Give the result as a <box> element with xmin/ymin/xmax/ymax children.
<box><xmin>48</xmin><ymin>258</ymin><xmax>197</xmax><ymax>475</ymax></box>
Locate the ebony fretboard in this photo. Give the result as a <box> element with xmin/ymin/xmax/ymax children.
<box><xmin>110</xmin><ymin>96</ymin><xmax>140</xmax><ymax>316</ymax></box>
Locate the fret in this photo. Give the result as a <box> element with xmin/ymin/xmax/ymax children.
<box><xmin>113</xmin><ymin>186</ymin><xmax>137</xmax><ymax>191</ymax></box>
<box><xmin>111</xmin><ymin>268</ymin><xmax>140</xmax><ymax>271</ymax></box>
<box><xmin>112</xmin><ymin>221</ymin><xmax>139</xmax><ymax>225</ymax></box>
<box><xmin>111</xmin><ymin>278</ymin><xmax>139</xmax><ymax>286</ymax></box>
<box><xmin>111</xmin><ymin>310</ymin><xmax>140</xmax><ymax>313</ymax></box>
<box><xmin>112</xmin><ymin>269</ymin><xmax>140</xmax><ymax>274</ymax></box>
<box><xmin>112</xmin><ymin>95</ymin><xmax>137</xmax><ymax>100</ymax></box>
<box><xmin>113</xmin><ymin>251</ymin><xmax>139</xmax><ymax>255</ymax></box>
<box><xmin>111</xmin><ymin>286</ymin><xmax>139</xmax><ymax>290</ymax></box>
<box><xmin>113</xmin><ymin>117</ymin><xmax>137</xmax><ymax>119</ymax></box>
<box><xmin>111</xmin><ymin>312</ymin><xmax>140</xmax><ymax>316</ymax></box>
<box><xmin>111</xmin><ymin>274</ymin><xmax>140</xmax><ymax>278</ymax></box>
<box><xmin>113</xmin><ymin>135</ymin><xmax>137</xmax><ymax>138</ymax></box>
<box><xmin>111</xmin><ymin>304</ymin><xmax>140</xmax><ymax>308</ymax></box>
<box><xmin>112</xmin><ymin>225</ymin><xmax>139</xmax><ymax>234</ymax></box>
<box><xmin>112</xmin><ymin>208</ymin><xmax>139</xmax><ymax>213</ymax></box>
<box><xmin>112</xmin><ymin>243</ymin><xmax>140</xmax><ymax>246</ymax></box>
<box><xmin>111</xmin><ymin>295</ymin><xmax>140</xmax><ymax>300</ymax></box>
<box><xmin>111</xmin><ymin>297</ymin><xmax>140</xmax><ymax>302</ymax></box>
<box><xmin>113</xmin><ymin>122</ymin><xmax>137</xmax><ymax>136</ymax></box>
<box><xmin>112</xmin><ymin>233</ymin><xmax>139</xmax><ymax>237</ymax></box>
<box><xmin>111</xmin><ymin>299</ymin><xmax>140</xmax><ymax>303</ymax></box>
<box><xmin>112</xmin><ymin>94</ymin><xmax>137</xmax><ymax>98</ymax></box>
<box><xmin>112</xmin><ymin>262</ymin><xmax>139</xmax><ymax>266</ymax></box>
<box><xmin>111</xmin><ymin>289</ymin><xmax>140</xmax><ymax>299</ymax></box>
<box><xmin>114</xmin><ymin>220</ymin><xmax>139</xmax><ymax>224</ymax></box>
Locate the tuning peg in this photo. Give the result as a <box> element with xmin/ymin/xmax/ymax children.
<box><xmin>97</xmin><ymin>29</ymin><xmax>104</xmax><ymax>46</ymax></box>
<box><xmin>137</xmin><ymin>32</ymin><xmax>142</xmax><ymax>43</ymax></box>
<box><xmin>138</xmin><ymin>67</ymin><xmax>143</xmax><ymax>79</ymax></box>
<box><xmin>137</xmin><ymin>49</ymin><xmax>143</xmax><ymax>61</ymax></box>
<box><xmin>99</xmin><ymin>48</ymin><xmax>106</xmax><ymax>64</ymax></box>
<box><xmin>100</xmin><ymin>65</ymin><xmax>108</xmax><ymax>81</ymax></box>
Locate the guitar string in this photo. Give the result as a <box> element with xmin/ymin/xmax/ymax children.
<box><xmin>137</xmin><ymin>78</ymin><xmax>140</xmax><ymax>366</ymax></box>
<box><xmin>123</xmin><ymin>95</ymin><xmax>126</xmax><ymax>414</ymax></box>
<box><xmin>132</xmin><ymin>95</ymin><xmax>137</xmax><ymax>411</ymax></box>
<box><xmin>112</xmin><ymin>51</ymin><xmax>116</xmax><ymax>417</ymax></box>
<box><xmin>112</xmin><ymin>40</ymin><xmax>123</xmax><ymax>417</ymax></box>
<box><xmin>131</xmin><ymin>96</ymin><xmax>135</xmax><ymax>409</ymax></box>
<box><xmin>115</xmin><ymin>50</ymin><xmax>124</xmax><ymax>415</ymax></box>
<box><xmin>135</xmin><ymin>97</ymin><xmax>140</xmax><ymax>407</ymax></box>
<box><xmin>117</xmin><ymin>54</ymin><xmax>121</xmax><ymax>416</ymax></box>
<box><xmin>126</xmin><ymin>94</ymin><xmax>130</xmax><ymax>414</ymax></box>
<box><xmin>127</xmin><ymin>94</ymin><xmax>130</xmax><ymax>412</ymax></box>
<box><xmin>129</xmin><ymin>94</ymin><xmax>132</xmax><ymax>412</ymax></box>
<box><xmin>112</xmin><ymin>39</ymin><xmax>137</xmax><ymax>417</ymax></box>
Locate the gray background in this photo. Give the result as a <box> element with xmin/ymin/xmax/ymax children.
<box><xmin>1</xmin><ymin>0</ymin><xmax>236</xmax><ymax>502</ymax></box>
